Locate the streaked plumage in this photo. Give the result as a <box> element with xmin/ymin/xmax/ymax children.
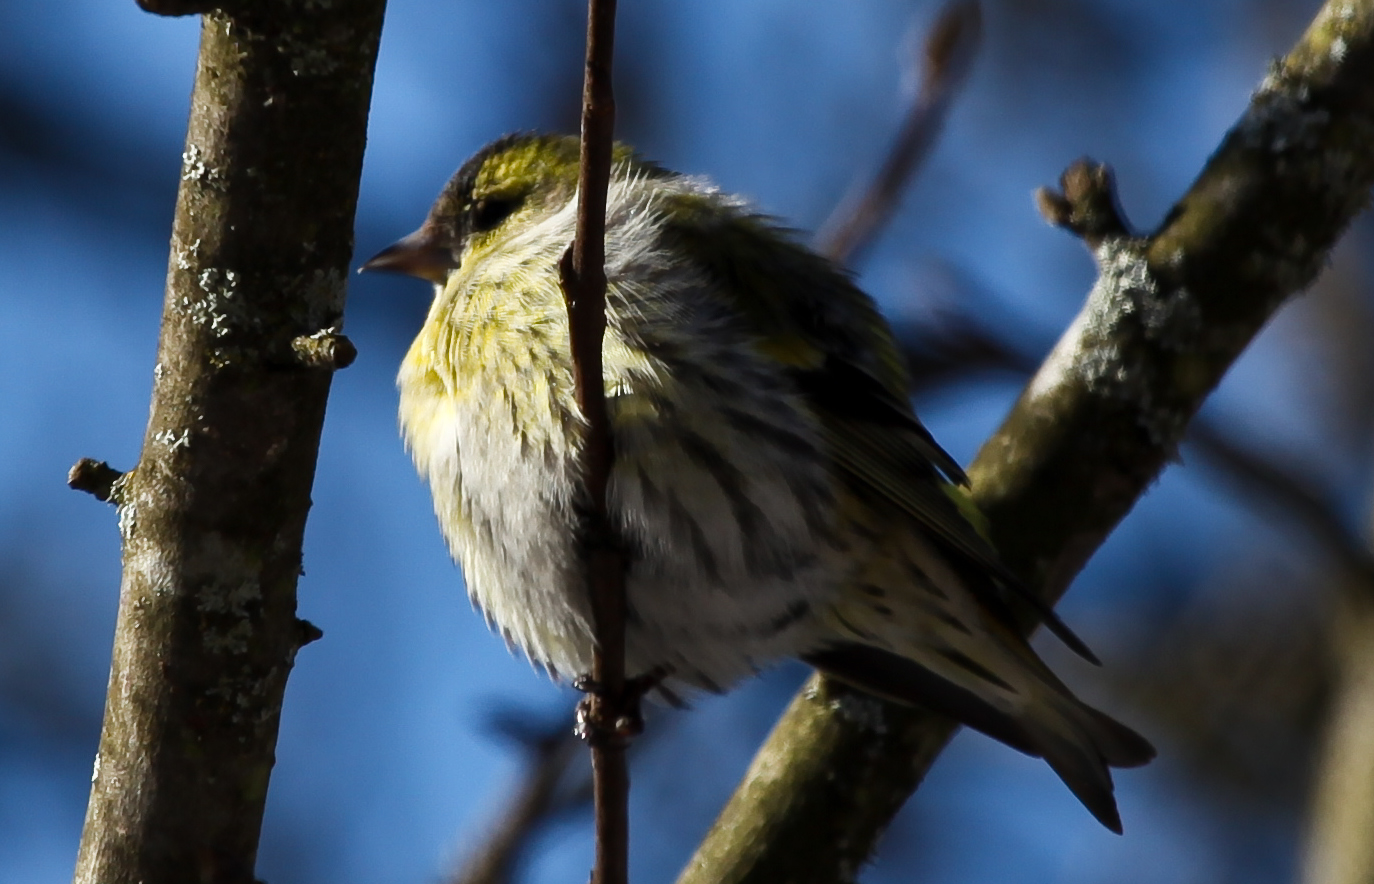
<box><xmin>363</xmin><ymin>133</ymin><xmax>1154</xmax><ymax>832</ymax></box>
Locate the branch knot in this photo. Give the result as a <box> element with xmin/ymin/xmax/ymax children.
<box><xmin>291</xmin><ymin>328</ymin><xmax>357</xmax><ymax>371</ymax></box>
<box><xmin>1035</xmin><ymin>159</ymin><xmax>1132</xmax><ymax>251</ymax></box>
<box><xmin>68</xmin><ymin>459</ymin><xmax>126</xmax><ymax>504</ymax></box>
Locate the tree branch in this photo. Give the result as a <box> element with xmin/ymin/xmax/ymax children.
<box><xmin>70</xmin><ymin>3</ymin><xmax>384</xmax><ymax>883</ymax></box>
<box><xmin>558</xmin><ymin>2</ymin><xmax>631</xmax><ymax>884</ymax></box>
<box><xmin>678</xmin><ymin>1</ymin><xmax>1374</xmax><ymax>881</ymax></box>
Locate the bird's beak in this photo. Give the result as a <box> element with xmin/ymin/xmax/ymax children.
<box><xmin>358</xmin><ymin>224</ymin><xmax>459</xmax><ymax>283</ymax></box>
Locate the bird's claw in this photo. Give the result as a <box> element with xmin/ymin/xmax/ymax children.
<box><xmin>572</xmin><ymin>666</ymin><xmax>671</xmax><ymax>745</ymax></box>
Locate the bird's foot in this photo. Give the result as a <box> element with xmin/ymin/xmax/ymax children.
<box><xmin>573</xmin><ymin>666</ymin><xmax>671</xmax><ymax>745</ymax></box>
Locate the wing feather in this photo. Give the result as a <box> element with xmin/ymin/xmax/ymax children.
<box><xmin>661</xmin><ymin>196</ymin><xmax>1097</xmax><ymax>662</ymax></box>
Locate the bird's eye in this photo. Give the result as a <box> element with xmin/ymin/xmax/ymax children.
<box><xmin>470</xmin><ymin>197</ymin><xmax>521</xmax><ymax>233</ymax></box>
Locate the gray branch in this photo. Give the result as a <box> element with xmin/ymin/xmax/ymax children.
<box><xmin>677</xmin><ymin>1</ymin><xmax>1374</xmax><ymax>881</ymax></box>
<box><xmin>71</xmin><ymin>3</ymin><xmax>384</xmax><ymax>882</ymax></box>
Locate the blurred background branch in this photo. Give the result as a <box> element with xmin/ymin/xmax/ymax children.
<box><xmin>1189</xmin><ymin>421</ymin><xmax>1374</xmax><ymax>586</ymax></box>
<box><xmin>443</xmin><ymin>704</ymin><xmax>669</xmax><ymax>884</ymax></box>
<box><xmin>444</xmin><ymin>708</ymin><xmax>585</xmax><ymax>884</ymax></box>
<box><xmin>1301</xmin><ymin>566</ymin><xmax>1374</xmax><ymax>884</ymax></box>
<box><xmin>814</xmin><ymin>1</ymin><xmax>983</xmax><ymax>267</ymax></box>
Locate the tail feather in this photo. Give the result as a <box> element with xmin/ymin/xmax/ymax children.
<box><xmin>805</xmin><ymin>642</ymin><xmax>1154</xmax><ymax>833</ymax></box>
<box><xmin>1024</xmin><ymin>721</ymin><xmax>1124</xmax><ymax>833</ymax></box>
<box><xmin>1023</xmin><ymin>692</ymin><xmax>1154</xmax><ymax>833</ymax></box>
<box><xmin>1082</xmin><ymin>704</ymin><xmax>1156</xmax><ymax>769</ymax></box>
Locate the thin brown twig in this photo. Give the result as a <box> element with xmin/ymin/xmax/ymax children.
<box><xmin>446</xmin><ymin>713</ymin><xmax>583</xmax><ymax>884</ymax></box>
<box><xmin>557</xmin><ymin>2</ymin><xmax>631</xmax><ymax>884</ymax></box>
<box><xmin>442</xmin><ymin>702</ymin><xmax>674</xmax><ymax>884</ymax></box>
<box><xmin>813</xmin><ymin>1</ymin><xmax>983</xmax><ymax>266</ymax></box>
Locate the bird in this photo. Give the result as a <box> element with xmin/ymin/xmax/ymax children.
<box><xmin>361</xmin><ymin>132</ymin><xmax>1154</xmax><ymax>832</ymax></box>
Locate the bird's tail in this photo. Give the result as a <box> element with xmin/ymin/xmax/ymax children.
<box><xmin>1006</xmin><ymin>672</ymin><xmax>1156</xmax><ymax>832</ymax></box>
<box><xmin>810</xmin><ymin>529</ymin><xmax>1154</xmax><ymax>832</ymax></box>
<box><xmin>805</xmin><ymin>640</ymin><xmax>1154</xmax><ymax>832</ymax></box>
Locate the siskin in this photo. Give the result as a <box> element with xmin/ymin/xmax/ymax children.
<box><xmin>362</xmin><ymin>133</ymin><xmax>1154</xmax><ymax>832</ymax></box>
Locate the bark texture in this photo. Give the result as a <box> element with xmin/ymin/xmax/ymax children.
<box><xmin>72</xmin><ymin>3</ymin><xmax>385</xmax><ymax>883</ymax></box>
<box><xmin>678</xmin><ymin>2</ymin><xmax>1374</xmax><ymax>882</ymax></box>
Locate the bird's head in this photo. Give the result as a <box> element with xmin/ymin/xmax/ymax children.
<box><xmin>360</xmin><ymin>132</ymin><xmax>652</xmax><ymax>284</ymax></box>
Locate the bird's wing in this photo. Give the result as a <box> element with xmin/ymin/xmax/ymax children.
<box><xmin>795</xmin><ymin>358</ymin><xmax>1011</xmax><ymax>580</ymax></box>
<box><xmin>659</xmin><ymin>200</ymin><xmax>1096</xmax><ymax>661</ymax></box>
<box><xmin>801</xmin><ymin>359</ymin><xmax>1100</xmax><ymax>664</ymax></box>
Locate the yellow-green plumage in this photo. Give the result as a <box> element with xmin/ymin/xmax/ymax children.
<box><xmin>364</xmin><ymin>133</ymin><xmax>1153</xmax><ymax>832</ymax></box>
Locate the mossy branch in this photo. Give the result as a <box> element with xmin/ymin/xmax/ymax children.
<box><xmin>71</xmin><ymin>3</ymin><xmax>384</xmax><ymax>883</ymax></box>
<box><xmin>677</xmin><ymin>1</ymin><xmax>1374</xmax><ymax>881</ymax></box>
